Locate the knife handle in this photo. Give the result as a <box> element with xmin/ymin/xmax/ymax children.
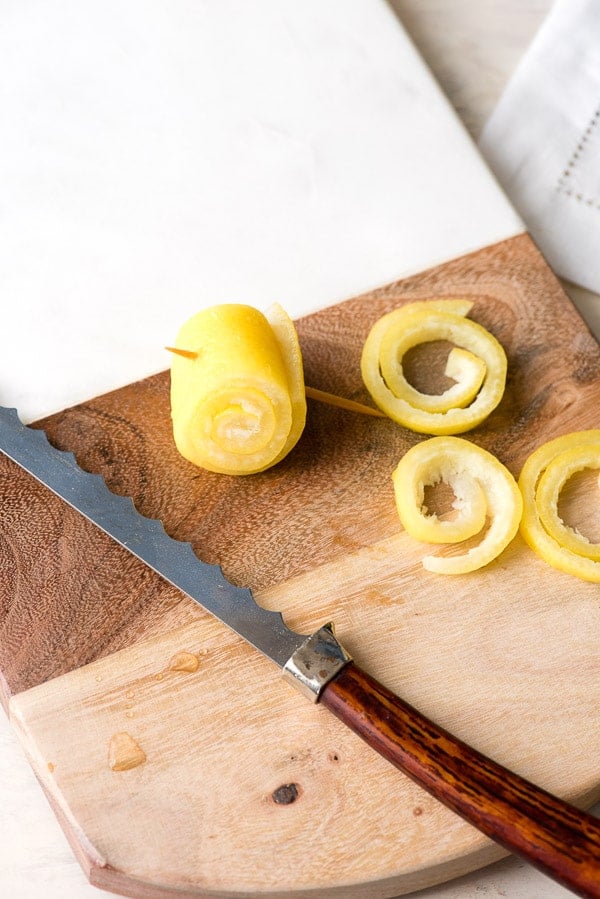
<box><xmin>320</xmin><ymin>661</ymin><xmax>600</xmax><ymax>899</ymax></box>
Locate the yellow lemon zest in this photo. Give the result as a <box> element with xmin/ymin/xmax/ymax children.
<box><xmin>170</xmin><ymin>303</ymin><xmax>306</xmax><ymax>475</ymax></box>
<box><xmin>361</xmin><ymin>299</ymin><xmax>507</xmax><ymax>434</ymax></box>
<box><xmin>392</xmin><ymin>436</ymin><xmax>522</xmax><ymax>574</ymax></box>
<box><xmin>518</xmin><ymin>430</ymin><xmax>600</xmax><ymax>581</ymax></box>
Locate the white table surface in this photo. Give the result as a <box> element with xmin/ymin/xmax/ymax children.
<box><xmin>1</xmin><ymin>2</ymin><xmax>599</xmax><ymax>898</ymax></box>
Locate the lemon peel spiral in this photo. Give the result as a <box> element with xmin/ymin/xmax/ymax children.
<box><xmin>361</xmin><ymin>300</ymin><xmax>507</xmax><ymax>434</ymax></box>
<box><xmin>518</xmin><ymin>430</ymin><xmax>600</xmax><ymax>581</ymax></box>
<box><xmin>392</xmin><ymin>436</ymin><xmax>522</xmax><ymax>574</ymax></box>
<box><xmin>170</xmin><ymin>303</ymin><xmax>306</xmax><ymax>475</ymax></box>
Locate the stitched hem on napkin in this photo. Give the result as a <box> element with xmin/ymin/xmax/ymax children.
<box><xmin>479</xmin><ymin>0</ymin><xmax>600</xmax><ymax>295</ymax></box>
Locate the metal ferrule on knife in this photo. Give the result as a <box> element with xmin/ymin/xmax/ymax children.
<box><xmin>282</xmin><ymin>623</ymin><xmax>353</xmax><ymax>702</ymax></box>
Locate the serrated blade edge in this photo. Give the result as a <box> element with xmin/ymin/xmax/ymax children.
<box><xmin>0</xmin><ymin>406</ymin><xmax>309</xmax><ymax>668</ymax></box>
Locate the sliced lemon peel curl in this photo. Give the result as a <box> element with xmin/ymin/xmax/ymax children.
<box><xmin>518</xmin><ymin>430</ymin><xmax>600</xmax><ymax>581</ymax></box>
<box><xmin>393</xmin><ymin>436</ymin><xmax>522</xmax><ymax>574</ymax></box>
<box><xmin>361</xmin><ymin>299</ymin><xmax>507</xmax><ymax>434</ymax></box>
<box><xmin>169</xmin><ymin>303</ymin><xmax>306</xmax><ymax>475</ymax></box>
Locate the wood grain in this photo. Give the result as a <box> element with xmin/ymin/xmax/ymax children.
<box><xmin>2</xmin><ymin>234</ymin><xmax>600</xmax><ymax>897</ymax></box>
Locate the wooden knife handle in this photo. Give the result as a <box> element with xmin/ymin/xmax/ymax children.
<box><xmin>320</xmin><ymin>661</ymin><xmax>600</xmax><ymax>898</ymax></box>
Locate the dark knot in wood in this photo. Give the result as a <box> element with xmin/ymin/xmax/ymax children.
<box><xmin>271</xmin><ymin>783</ymin><xmax>300</xmax><ymax>805</ymax></box>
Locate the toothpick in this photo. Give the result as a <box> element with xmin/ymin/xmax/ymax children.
<box><xmin>163</xmin><ymin>351</ymin><xmax>384</xmax><ymax>418</ymax></box>
<box><xmin>305</xmin><ymin>386</ymin><xmax>386</xmax><ymax>418</ymax></box>
<box><xmin>165</xmin><ymin>346</ymin><xmax>199</xmax><ymax>360</ymax></box>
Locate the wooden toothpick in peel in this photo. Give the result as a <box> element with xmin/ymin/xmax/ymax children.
<box><xmin>304</xmin><ymin>386</ymin><xmax>386</xmax><ymax>418</ymax></box>
<box><xmin>165</xmin><ymin>348</ymin><xmax>385</xmax><ymax>418</ymax></box>
<box><xmin>165</xmin><ymin>346</ymin><xmax>199</xmax><ymax>360</ymax></box>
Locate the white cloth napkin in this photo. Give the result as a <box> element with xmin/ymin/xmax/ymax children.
<box><xmin>480</xmin><ymin>0</ymin><xmax>600</xmax><ymax>294</ymax></box>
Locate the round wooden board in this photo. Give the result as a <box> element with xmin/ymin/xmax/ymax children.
<box><xmin>9</xmin><ymin>550</ymin><xmax>600</xmax><ymax>897</ymax></box>
<box><xmin>2</xmin><ymin>236</ymin><xmax>600</xmax><ymax>896</ymax></box>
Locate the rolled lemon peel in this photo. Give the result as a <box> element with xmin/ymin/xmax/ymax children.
<box><xmin>169</xmin><ymin>303</ymin><xmax>306</xmax><ymax>475</ymax></box>
<box><xmin>361</xmin><ymin>299</ymin><xmax>507</xmax><ymax>434</ymax></box>
<box><xmin>518</xmin><ymin>430</ymin><xmax>600</xmax><ymax>581</ymax></box>
<box><xmin>392</xmin><ymin>436</ymin><xmax>522</xmax><ymax>574</ymax></box>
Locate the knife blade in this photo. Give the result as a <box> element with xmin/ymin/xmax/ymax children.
<box><xmin>0</xmin><ymin>405</ymin><xmax>598</xmax><ymax>898</ymax></box>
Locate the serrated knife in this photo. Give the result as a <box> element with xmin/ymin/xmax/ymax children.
<box><xmin>0</xmin><ymin>405</ymin><xmax>599</xmax><ymax>898</ymax></box>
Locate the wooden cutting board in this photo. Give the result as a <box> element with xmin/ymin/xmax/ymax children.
<box><xmin>1</xmin><ymin>233</ymin><xmax>600</xmax><ymax>898</ymax></box>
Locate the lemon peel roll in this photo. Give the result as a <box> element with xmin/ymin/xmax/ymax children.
<box><xmin>361</xmin><ymin>299</ymin><xmax>507</xmax><ymax>435</ymax></box>
<box><xmin>518</xmin><ymin>430</ymin><xmax>600</xmax><ymax>582</ymax></box>
<box><xmin>170</xmin><ymin>303</ymin><xmax>306</xmax><ymax>475</ymax></box>
<box><xmin>392</xmin><ymin>436</ymin><xmax>522</xmax><ymax>574</ymax></box>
